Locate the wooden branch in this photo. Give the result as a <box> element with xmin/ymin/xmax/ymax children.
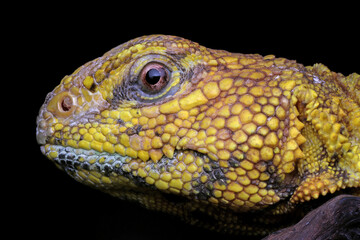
<box><xmin>263</xmin><ymin>195</ymin><xmax>360</xmax><ymax>240</ymax></box>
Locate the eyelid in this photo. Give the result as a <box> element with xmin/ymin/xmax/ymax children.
<box><xmin>130</xmin><ymin>54</ymin><xmax>173</xmax><ymax>78</ymax></box>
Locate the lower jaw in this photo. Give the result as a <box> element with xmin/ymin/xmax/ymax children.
<box><xmin>40</xmin><ymin>144</ymin><xmax>235</xmax><ymax>207</ymax></box>
<box><xmin>40</xmin><ymin>144</ymin><xmax>194</xmax><ymax>193</ymax></box>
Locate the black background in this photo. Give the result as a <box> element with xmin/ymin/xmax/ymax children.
<box><xmin>9</xmin><ymin>3</ymin><xmax>359</xmax><ymax>240</ymax></box>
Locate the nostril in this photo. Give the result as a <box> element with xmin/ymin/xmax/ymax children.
<box><xmin>46</xmin><ymin>92</ymin><xmax>76</xmax><ymax>118</ymax></box>
<box><xmin>60</xmin><ymin>95</ymin><xmax>73</xmax><ymax>112</ymax></box>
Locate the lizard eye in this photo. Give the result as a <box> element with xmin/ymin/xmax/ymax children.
<box><xmin>122</xmin><ymin>55</ymin><xmax>182</xmax><ymax>103</ymax></box>
<box><xmin>140</xmin><ymin>63</ymin><xmax>169</xmax><ymax>92</ymax></box>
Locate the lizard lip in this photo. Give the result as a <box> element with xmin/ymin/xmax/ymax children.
<box><xmin>36</xmin><ymin>102</ymin><xmax>54</xmax><ymax>146</ymax></box>
<box><xmin>41</xmin><ymin>144</ymin><xmax>130</xmax><ymax>175</ymax></box>
<box><xmin>36</xmin><ymin>127</ymin><xmax>47</xmax><ymax>145</ymax></box>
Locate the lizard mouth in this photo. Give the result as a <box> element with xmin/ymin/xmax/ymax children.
<box><xmin>40</xmin><ymin>144</ymin><xmax>203</xmax><ymax>192</ymax></box>
<box><xmin>40</xmin><ymin>143</ymin><xmax>225</xmax><ymax>201</ymax></box>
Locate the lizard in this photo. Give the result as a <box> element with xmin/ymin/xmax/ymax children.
<box><xmin>36</xmin><ymin>35</ymin><xmax>360</xmax><ymax>237</ymax></box>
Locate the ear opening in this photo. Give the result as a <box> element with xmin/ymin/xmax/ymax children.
<box><xmin>290</xmin><ymin>73</ymin><xmax>360</xmax><ymax>203</ymax></box>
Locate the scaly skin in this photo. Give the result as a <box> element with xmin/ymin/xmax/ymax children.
<box><xmin>36</xmin><ymin>35</ymin><xmax>360</xmax><ymax>236</ymax></box>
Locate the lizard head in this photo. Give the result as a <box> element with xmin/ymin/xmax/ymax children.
<box><xmin>36</xmin><ymin>35</ymin><xmax>235</xmax><ymax>205</ymax></box>
<box><xmin>36</xmin><ymin>35</ymin><xmax>359</xmax><ymax>231</ymax></box>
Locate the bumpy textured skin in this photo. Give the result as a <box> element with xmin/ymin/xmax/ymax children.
<box><xmin>36</xmin><ymin>35</ymin><xmax>360</xmax><ymax>236</ymax></box>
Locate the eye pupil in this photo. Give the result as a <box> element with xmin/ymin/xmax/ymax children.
<box><xmin>140</xmin><ymin>63</ymin><xmax>169</xmax><ymax>92</ymax></box>
<box><xmin>146</xmin><ymin>69</ymin><xmax>161</xmax><ymax>85</ymax></box>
